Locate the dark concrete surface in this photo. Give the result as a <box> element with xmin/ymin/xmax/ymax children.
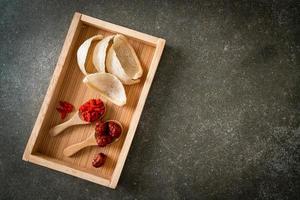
<box><xmin>1</xmin><ymin>0</ymin><xmax>299</xmax><ymax>199</ymax></box>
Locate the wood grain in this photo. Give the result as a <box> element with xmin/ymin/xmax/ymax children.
<box><xmin>23</xmin><ymin>12</ymin><xmax>165</xmax><ymax>188</ymax></box>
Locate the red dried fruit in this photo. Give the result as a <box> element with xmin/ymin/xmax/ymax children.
<box><xmin>56</xmin><ymin>107</ymin><xmax>65</xmax><ymax>113</ymax></box>
<box><xmin>95</xmin><ymin>135</ymin><xmax>113</xmax><ymax>147</ymax></box>
<box><xmin>94</xmin><ymin>121</ymin><xmax>122</xmax><ymax>147</ymax></box>
<box><xmin>95</xmin><ymin>122</ymin><xmax>108</xmax><ymax>136</ymax></box>
<box><xmin>108</xmin><ymin>122</ymin><xmax>122</xmax><ymax>138</ymax></box>
<box><xmin>56</xmin><ymin>101</ymin><xmax>74</xmax><ymax>120</ymax></box>
<box><xmin>79</xmin><ymin>99</ymin><xmax>105</xmax><ymax>122</ymax></box>
<box><xmin>59</xmin><ymin>101</ymin><xmax>73</xmax><ymax>112</ymax></box>
<box><xmin>60</xmin><ymin>111</ymin><xmax>67</xmax><ymax>120</ymax></box>
<box><xmin>92</xmin><ymin>153</ymin><xmax>107</xmax><ymax>168</ymax></box>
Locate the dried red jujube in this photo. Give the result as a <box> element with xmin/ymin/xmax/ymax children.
<box><xmin>108</xmin><ymin>122</ymin><xmax>122</xmax><ymax>138</ymax></box>
<box><xmin>95</xmin><ymin>135</ymin><xmax>113</xmax><ymax>147</ymax></box>
<box><xmin>95</xmin><ymin>122</ymin><xmax>108</xmax><ymax>136</ymax></box>
<box><xmin>94</xmin><ymin>121</ymin><xmax>122</xmax><ymax>147</ymax></box>
<box><xmin>92</xmin><ymin>153</ymin><xmax>107</xmax><ymax>168</ymax></box>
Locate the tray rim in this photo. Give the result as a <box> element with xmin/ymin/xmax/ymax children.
<box><xmin>22</xmin><ymin>12</ymin><xmax>166</xmax><ymax>188</ymax></box>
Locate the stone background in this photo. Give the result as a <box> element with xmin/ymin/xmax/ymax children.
<box><xmin>0</xmin><ymin>0</ymin><xmax>299</xmax><ymax>199</ymax></box>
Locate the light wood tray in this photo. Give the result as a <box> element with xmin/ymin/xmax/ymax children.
<box><xmin>23</xmin><ymin>12</ymin><xmax>165</xmax><ymax>188</ymax></box>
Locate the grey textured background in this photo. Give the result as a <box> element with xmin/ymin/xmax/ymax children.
<box><xmin>1</xmin><ymin>0</ymin><xmax>299</xmax><ymax>199</ymax></box>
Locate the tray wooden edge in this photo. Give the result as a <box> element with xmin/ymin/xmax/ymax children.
<box><xmin>80</xmin><ymin>14</ymin><xmax>160</xmax><ymax>47</ymax></box>
<box><xmin>110</xmin><ymin>38</ymin><xmax>166</xmax><ymax>188</ymax></box>
<box><xmin>29</xmin><ymin>153</ymin><xmax>111</xmax><ymax>187</ymax></box>
<box><xmin>23</xmin><ymin>12</ymin><xmax>82</xmax><ymax>162</ymax></box>
<box><xmin>22</xmin><ymin>12</ymin><xmax>166</xmax><ymax>188</ymax></box>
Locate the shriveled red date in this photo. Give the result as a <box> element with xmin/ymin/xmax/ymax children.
<box><xmin>108</xmin><ymin>121</ymin><xmax>122</xmax><ymax>138</ymax></box>
<box><xmin>92</xmin><ymin>153</ymin><xmax>107</xmax><ymax>168</ymax></box>
<box><xmin>95</xmin><ymin>122</ymin><xmax>108</xmax><ymax>136</ymax></box>
<box><xmin>94</xmin><ymin>121</ymin><xmax>122</xmax><ymax>147</ymax></box>
<box><xmin>95</xmin><ymin>135</ymin><xmax>113</xmax><ymax>147</ymax></box>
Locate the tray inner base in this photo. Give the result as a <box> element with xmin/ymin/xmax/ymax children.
<box><xmin>33</xmin><ymin>23</ymin><xmax>155</xmax><ymax>179</ymax></box>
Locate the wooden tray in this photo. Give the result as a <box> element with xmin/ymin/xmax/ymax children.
<box><xmin>23</xmin><ymin>12</ymin><xmax>165</xmax><ymax>188</ymax></box>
